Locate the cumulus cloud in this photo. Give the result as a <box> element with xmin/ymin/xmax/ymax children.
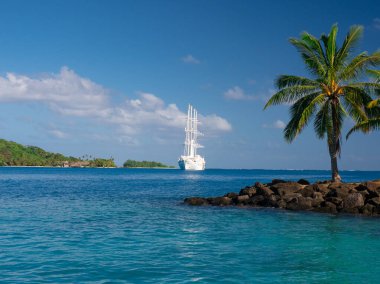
<box><xmin>0</xmin><ymin>67</ymin><xmax>109</xmax><ymax>117</ymax></box>
<box><xmin>181</xmin><ymin>54</ymin><xmax>200</xmax><ymax>64</ymax></box>
<box><xmin>224</xmin><ymin>86</ymin><xmax>258</xmax><ymax>101</ymax></box>
<box><xmin>0</xmin><ymin>67</ymin><xmax>231</xmax><ymax>139</ymax></box>
<box><xmin>263</xmin><ymin>120</ymin><xmax>286</xmax><ymax>129</ymax></box>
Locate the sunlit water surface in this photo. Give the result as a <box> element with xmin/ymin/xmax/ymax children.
<box><xmin>0</xmin><ymin>168</ymin><xmax>379</xmax><ymax>283</ymax></box>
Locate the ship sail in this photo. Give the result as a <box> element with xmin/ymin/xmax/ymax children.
<box><xmin>178</xmin><ymin>105</ymin><xmax>206</xmax><ymax>170</ymax></box>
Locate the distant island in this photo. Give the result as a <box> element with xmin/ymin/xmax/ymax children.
<box><xmin>0</xmin><ymin>139</ymin><xmax>116</xmax><ymax>168</ymax></box>
<box><xmin>123</xmin><ymin>159</ymin><xmax>174</xmax><ymax>168</ymax></box>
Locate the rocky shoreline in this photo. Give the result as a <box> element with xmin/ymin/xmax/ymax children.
<box><xmin>184</xmin><ymin>179</ymin><xmax>380</xmax><ymax>216</ymax></box>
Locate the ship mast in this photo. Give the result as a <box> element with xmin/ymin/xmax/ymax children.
<box><xmin>184</xmin><ymin>104</ymin><xmax>202</xmax><ymax>157</ymax></box>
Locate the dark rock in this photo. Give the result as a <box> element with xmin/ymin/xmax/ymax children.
<box><xmin>298</xmin><ymin>185</ymin><xmax>315</xmax><ymax>198</ymax></box>
<box><xmin>277</xmin><ymin>199</ymin><xmax>287</xmax><ymax>208</ymax></box>
<box><xmin>210</xmin><ymin>197</ymin><xmax>232</xmax><ymax>206</ymax></box>
<box><xmin>286</xmin><ymin>196</ymin><xmax>313</xmax><ymax>211</ymax></box>
<box><xmin>361</xmin><ymin>203</ymin><xmax>375</xmax><ymax>216</ymax></box>
<box><xmin>314</xmin><ymin>184</ymin><xmax>330</xmax><ymax>195</ymax></box>
<box><xmin>328</xmin><ymin>182</ymin><xmax>357</xmax><ymax>192</ymax></box>
<box><xmin>261</xmin><ymin>194</ymin><xmax>279</xmax><ymax>207</ymax></box>
<box><xmin>283</xmin><ymin>193</ymin><xmax>302</xmax><ymax>203</ymax></box>
<box><xmin>256</xmin><ymin>186</ymin><xmax>274</xmax><ymax>197</ymax></box>
<box><xmin>184</xmin><ymin>197</ymin><xmax>208</xmax><ymax>206</ymax></box>
<box><xmin>314</xmin><ymin>201</ymin><xmax>337</xmax><ymax>214</ymax></box>
<box><xmin>270</xmin><ymin>179</ymin><xmax>287</xmax><ymax>185</ymax></box>
<box><xmin>236</xmin><ymin>195</ymin><xmax>250</xmax><ymax>204</ymax></box>
<box><xmin>326</xmin><ymin>183</ymin><xmax>356</xmax><ymax>199</ymax></box>
<box><xmin>271</xmin><ymin>182</ymin><xmax>303</xmax><ymax>196</ymax></box>
<box><xmin>344</xmin><ymin>193</ymin><xmax>364</xmax><ymax>209</ymax></box>
<box><xmin>311</xmin><ymin>192</ymin><xmax>324</xmax><ymax>207</ymax></box>
<box><xmin>363</xmin><ymin>181</ymin><xmax>380</xmax><ymax>191</ymax></box>
<box><xmin>368</xmin><ymin>197</ymin><xmax>380</xmax><ymax>207</ymax></box>
<box><xmin>250</xmin><ymin>195</ymin><xmax>265</xmax><ymax>205</ymax></box>
<box><xmin>239</xmin><ymin>186</ymin><xmax>256</xmax><ymax>197</ymax></box>
<box><xmin>297</xmin><ymin>179</ymin><xmax>310</xmax><ymax>185</ymax></box>
<box><xmin>224</xmin><ymin>192</ymin><xmax>238</xmax><ymax>199</ymax></box>
<box><xmin>325</xmin><ymin>197</ymin><xmax>343</xmax><ymax>207</ymax></box>
<box><xmin>357</xmin><ymin>190</ymin><xmax>370</xmax><ymax>201</ymax></box>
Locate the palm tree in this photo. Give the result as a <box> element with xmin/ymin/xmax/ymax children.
<box><xmin>264</xmin><ymin>24</ymin><xmax>380</xmax><ymax>182</ymax></box>
<box><xmin>346</xmin><ymin>70</ymin><xmax>380</xmax><ymax>137</ymax></box>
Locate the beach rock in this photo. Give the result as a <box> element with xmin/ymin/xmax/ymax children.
<box><xmin>311</xmin><ymin>192</ymin><xmax>324</xmax><ymax>207</ymax></box>
<box><xmin>224</xmin><ymin>192</ymin><xmax>238</xmax><ymax>199</ymax></box>
<box><xmin>271</xmin><ymin>182</ymin><xmax>302</xmax><ymax>196</ymax></box>
<box><xmin>298</xmin><ymin>185</ymin><xmax>315</xmax><ymax>198</ymax></box>
<box><xmin>368</xmin><ymin>197</ymin><xmax>380</xmax><ymax>207</ymax></box>
<box><xmin>357</xmin><ymin>190</ymin><xmax>370</xmax><ymax>201</ymax></box>
<box><xmin>361</xmin><ymin>203</ymin><xmax>375</xmax><ymax>216</ymax></box>
<box><xmin>314</xmin><ymin>184</ymin><xmax>330</xmax><ymax>195</ymax></box>
<box><xmin>210</xmin><ymin>197</ymin><xmax>232</xmax><ymax>206</ymax></box>
<box><xmin>184</xmin><ymin>179</ymin><xmax>380</xmax><ymax>216</ymax></box>
<box><xmin>256</xmin><ymin>186</ymin><xmax>274</xmax><ymax>197</ymax></box>
<box><xmin>297</xmin><ymin>179</ymin><xmax>310</xmax><ymax>185</ymax></box>
<box><xmin>286</xmin><ymin>196</ymin><xmax>313</xmax><ymax>211</ymax></box>
<box><xmin>250</xmin><ymin>195</ymin><xmax>265</xmax><ymax>206</ymax></box>
<box><xmin>344</xmin><ymin>193</ymin><xmax>364</xmax><ymax>209</ymax></box>
<box><xmin>262</xmin><ymin>194</ymin><xmax>279</xmax><ymax>207</ymax></box>
<box><xmin>239</xmin><ymin>186</ymin><xmax>256</xmax><ymax>197</ymax></box>
<box><xmin>363</xmin><ymin>181</ymin><xmax>380</xmax><ymax>191</ymax></box>
<box><xmin>184</xmin><ymin>197</ymin><xmax>208</xmax><ymax>206</ymax></box>
<box><xmin>326</xmin><ymin>183</ymin><xmax>356</xmax><ymax>199</ymax></box>
<box><xmin>325</xmin><ymin>196</ymin><xmax>343</xmax><ymax>207</ymax></box>
<box><xmin>283</xmin><ymin>193</ymin><xmax>302</xmax><ymax>203</ymax></box>
<box><xmin>236</xmin><ymin>195</ymin><xmax>250</xmax><ymax>204</ymax></box>
<box><xmin>315</xmin><ymin>201</ymin><xmax>337</xmax><ymax>214</ymax></box>
<box><xmin>271</xmin><ymin>179</ymin><xmax>287</xmax><ymax>185</ymax></box>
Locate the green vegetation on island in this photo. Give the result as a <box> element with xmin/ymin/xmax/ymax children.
<box><xmin>265</xmin><ymin>24</ymin><xmax>380</xmax><ymax>182</ymax></box>
<box><xmin>123</xmin><ymin>159</ymin><xmax>174</xmax><ymax>168</ymax></box>
<box><xmin>0</xmin><ymin>139</ymin><xmax>116</xmax><ymax>167</ymax></box>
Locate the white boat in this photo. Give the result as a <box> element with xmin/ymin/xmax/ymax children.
<box><xmin>178</xmin><ymin>105</ymin><xmax>206</xmax><ymax>171</ymax></box>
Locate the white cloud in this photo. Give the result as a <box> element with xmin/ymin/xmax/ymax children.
<box><xmin>49</xmin><ymin>129</ymin><xmax>68</xmax><ymax>139</ymax></box>
<box><xmin>0</xmin><ymin>67</ymin><xmax>231</xmax><ymax>140</ymax></box>
<box><xmin>224</xmin><ymin>86</ymin><xmax>258</xmax><ymax>101</ymax></box>
<box><xmin>0</xmin><ymin>67</ymin><xmax>109</xmax><ymax>117</ymax></box>
<box><xmin>373</xmin><ymin>18</ymin><xmax>380</xmax><ymax>30</ymax></box>
<box><xmin>262</xmin><ymin>120</ymin><xmax>286</xmax><ymax>129</ymax></box>
<box><xmin>274</xmin><ymin>120</ymin><xmax>286</xmax><ymax>129</ymax></box>
<box><xmin>181</xmin><ymin>54</ymin><xmax>200</xmax><ymax>64</ymax></box>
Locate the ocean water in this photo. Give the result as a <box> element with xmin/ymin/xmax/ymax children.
<box><xmin>0</xmin><ymin>168</ymin><xmax>379</xmax><ymax>283</ymax></box>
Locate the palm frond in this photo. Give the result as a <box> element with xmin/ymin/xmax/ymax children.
<box><xmin>264</xmin><ymin>85</ymin><xmax>320</xmax><ymax>109</ymax></box>
<box><xmin>276</xmin><ymin>75</ymin><xmax>319</xmax><ymax>89</ymax></box>
<box><xmin>339</xmin><ymin>51</ymin><xmax>380</xmax><ymax>81</ymax></box>
<box><xmin>289</xmin><ymin>38</ymin><xmax>327</xmax><ymax>76</ymax></box>
<box><xmin>367</xmin><ymin>69</ymin><xmax>380</xmax><ymax>83</ymax></box>
<box><xmin>314</xmin><ymin>101</ymin><xmax>331</xmax><ymax>139</ymax></box>
<box><xmin>326</xmin><ymin>24</ymin><xmax>338</xmax><ymax>67</ymax></box>
<box><xmin>284</xmin><ymin>92</ymin><xmax>323</xmax><ymax>142</ymax></box>
<box><xmin>346</xmin><ymin>118</ymin><xmax>380</xmax><ymax>138</ymax></box>
<box><xmin>336</xmin><ymin>25</ymin><xmax>363</xmax><ymax>65</ymax></box>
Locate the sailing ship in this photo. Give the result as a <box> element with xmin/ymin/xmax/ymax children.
<box><xmin>178</xmin><ymin>105</ymin><xmax>206</xmax><ymax>170</ymax></box>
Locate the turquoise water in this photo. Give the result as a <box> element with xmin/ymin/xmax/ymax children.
<box><xmin>0</xmin><ymin>168</ymin><xmax>379</xmax><ymax>283</ymax></box>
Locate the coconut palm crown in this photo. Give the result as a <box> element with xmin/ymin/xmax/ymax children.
<box><xmin>264</xmin><ymin>24</ymin><xmax>380</xmax><ymax>182</ymax></box>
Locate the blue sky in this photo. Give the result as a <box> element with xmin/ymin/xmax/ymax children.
<box><xmin>0</xmin><ymin>0</ymin><xmax>379</xmax><ymax>169</ymax></box>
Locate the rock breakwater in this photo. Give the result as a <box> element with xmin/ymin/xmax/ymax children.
<box><xmin>184</xmin><ymin>179</ymin><xmax>380</xmax><ymax>216</ymax></box>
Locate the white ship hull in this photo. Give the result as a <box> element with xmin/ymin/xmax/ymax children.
<box><xmin>178</xmin><ymin>155</ymin><xmax>205</xmax><ymax>171</ymax></box>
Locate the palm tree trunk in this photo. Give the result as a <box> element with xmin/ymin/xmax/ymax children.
<box><xmin>329</xmin><ymin>102</ymin><xmax>342</xmax><ymax>182</ymax></box>
<box><xmin>329</xmin><ymin>144</ymin><xmax>341</xmax><ymax>182</ymax></box>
